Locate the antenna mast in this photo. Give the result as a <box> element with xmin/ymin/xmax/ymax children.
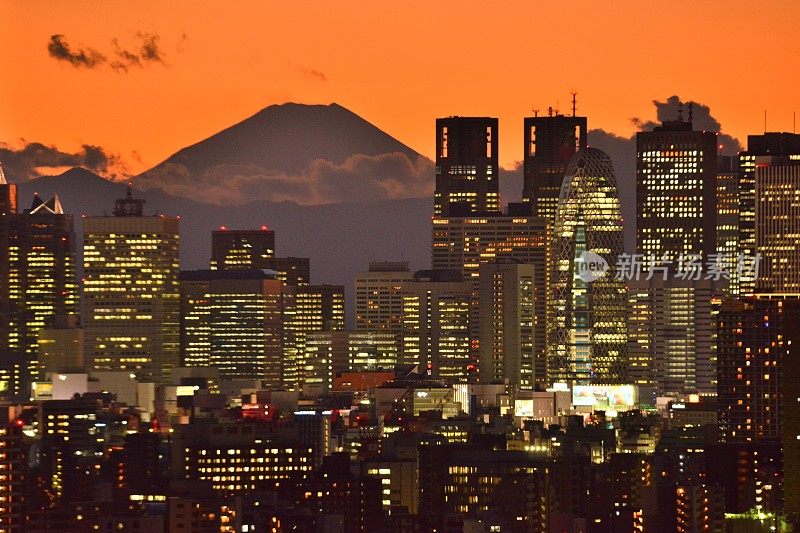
<box><xmin>571</xmin><ymin>92</ymin><xmax>577</xmax><ymax>117</ymax></box>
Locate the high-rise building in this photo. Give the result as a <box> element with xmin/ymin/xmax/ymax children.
<box><xmin>355</xmin><ymin>264</ymin><xmax>472</xmax><ymax>381</ymax></box>
<box><xmin>755</xmin><ymin>160</ymin><xmax>800</xmax><ymax>292</ymax></box>
<box><xmin>548</xmin><ymin>147</ymin><xmax>627</xmax><ymax>384</ymax></box>
<box><xmin>738</xmin><ymin>132</ymin><xmax>800</xmax><ymax>294</ymax></box>
<box><xmin>400</xmin><ymin>270</ymin><xmax>472</xmax><ymax>381</ymax></box>
<box><xmin>636</xmin><ymin>117</ymin><xmax>718</xmax><ymax>272</ymax></box>
<box><xmin>716</xmin><ymin>294</ymin><xmax>800</xmax><ymax>516</ymax></box>
<box><xmin>179</xmin><ymin>270</ymin><xmax>284</xmax><ymax>385</ymax></box>
<box><xmin>210</xmin><ymin>227</ymin><xmax>275</xmax><ymax>270</ymax></box>
<box><xmin>83</xmin><ymin>187</ymin><xmax>180</xmax><ymax>383</ymax></box>
<box><xmin>478</xmin><ymin>260</ymin><xmax>536</xmax><ymax>387</ymax></box>
<box><xmin>717</xmin><ymin>295</ymin><xmax>800</xmax><ymax>444</ymax></box>
<box><xmin>626</xmin><ymin>278</ymin><xmax>723</xmax><ymax>399</ymax></box>
<box><xmin>355</xmin><ymin>262</ymin><xmax>413</xmax><ymax>335</ymax></box>
<box><xmin>0</xmin><ymin>188</ymin><xmax>77</xmax><ymax>398</ymax></box>
<box><xmin>211</xmin><ymin>227</ymin><xmax>310</xmax><ymax>285</ymax></box>
<box><xmin>522</xmin><ymin>111</ymin><xmax>587</xmax><ymax>224</ymax></box>
<box><xmin>716</xmin><ymin>157</ymin><xmax>741</xmax><ymax>294</ymax></box>
<box><xmin>431</xmin><ymin>215</ymin><xmax>548</xmax><ymax>386</ymax></box>
<box><xmin>283</xmin><ymin>284</ymin><xmax>345</xmax><ymax>390</ymax></box>
<box><xmin>434</xmin><ymin>117</ymin><xmax>499</xmax><ymax>216</ymax></box>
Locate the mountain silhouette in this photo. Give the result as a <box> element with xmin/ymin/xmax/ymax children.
<box><xmin>133</xmin><ymin>102</ymin><xmax>434</xmax><ymax>205</ymax></box>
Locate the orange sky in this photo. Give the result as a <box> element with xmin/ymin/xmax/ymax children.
<box><xmin>2</xmin><ymin>0</ymin><xmax>799</xmax><ymax>174</ymax></box>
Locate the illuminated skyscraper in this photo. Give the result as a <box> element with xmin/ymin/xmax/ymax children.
<box><xmin>522</xmin><ymin>111</ymin><xmax>587</xmax><ymax>223</ymax></box>
<box><xmin>431</xmin><ymin>216</ymin><xmax>549</xmax><ymax>386</ymax></box>
<box><xmin>478</xmin><ymin>260</ymin><xmax>536</xmax><ymax>387</ymax></box>
<box><xmin>0</xmin><ymin>186</ymin><xmax>77</xmax><ymax>398</ymax></box>
<box><xmin>355</xmin><ymin>264</ymin><xmax>472</xmax><ymax>381</ymax></box>
<box><xmin>716</xmin><ymin>157</ymin><xmax>741</xmax><ymax>294</ymax></box>
<box><xmin>400</xmin><ymin>270</ymin><xmax>472</xmax><ymax>381</ymax></box>
<box><xmin>755</xmin><ymin>160</ymin><xmax>800</xmax><ymax>292</ymax></box>
<box><xmin>283</xmin><ymin>283</ymin><xmax>345</xmax><ymax>390</ymax></box>
<box><xmin>548</xmin><ymin>147</ymin><xmax>627</xmax><ymax>384</ymax></box>
<box><xmin>179</xmin><ymin>270</ymin><xmax>284</xmax><ymax>386</ymax></box>
<box><xmin>83</xmin><ymin>187</ymin><xmax>180</xmax><ymax>383</ymax></box>
<box><xmin>636</xmin><ymin>117</ymin><xmax>718</xmax><ymax>271</ymax></box>
<box><xmin>738</xmin><ymin>132</ymin><xmax>800</xmax><ymax>294</ymax></box>
<box><xmin>626</xmin><ymin>278</ymin><xmax>723</xmax><ymax>399</ymax></box>
<box><xmin>434</xmin><ymin>117</ymin><xmax>499</xmax><ymax>216</ymax></box>
<box><xmin>210</xmin><ymin>227</ymin><xmax>275</xmax><ymax>270</ymax></box>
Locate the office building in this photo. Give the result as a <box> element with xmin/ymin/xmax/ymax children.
<box><xmin>738</xmin><ymin>132</ymin><xmax>800</xmax><ymax>294</ymax></box>
<box><xmin>179</xmin><ymin>270</ymin><xmax>284</xmax><ymax>385</ymax></box>
<box><xmin>626</xmin><ymin>278</ymin><xmax>723</xmax><ymax>398</ymax></box>
<box><xmin>271</xmin><ymin>256</ymin><xmax>310</xmax><ymax>286</ymax></box>
<box><xmin>0</xmin><ymin>187</ymin><xmax>77</xmax><ymax>398</ymax></box>
<box><xmin>431</xmin><ymin>215</ymin><xmax>548</xmax><ymax>386</ymax></box>
<box><xmin>434</xmin><ymin>117</ymin><xmax>499</xmax><ymax>216</ymax></box>
<box><xmin>0</xmin><ymin>163</ymin><xmax>16</xmax><ymax>215</ymax></box>
<box><xmin>755</xmin><ymin>160</ymin><xmax>800</xmax><ymax>292</ymax></box>
<box><xmin>716</xmin><ymin>157</ymin><xmax>741</xmax><ymax>294</ymax></box>
<box><xmin>548</xmin><ymin>148</ymin><xmax>627</xmax><ymax>384</ymax></box>
<box><xmin>210</xmin><ymin>227</ymin><xmax>274</xmax><ymax>270</ymax></box>
<box><xmin>400</xmin><ymin>270</ymin><xmax>472</xmax><ymax>381</ymax></box>
<box><xmin>355</xmin><ymin>262</ymin><xmax>413</xmax><ymax>334</ymax></box>
<box><xmin>171</xmin><ymin>422</ymin><xmax>313</xmax><ymax>493</ymax></box>
<box><xmin>83</xmin><ymin>187</ymin><xmax>180</xmax><ymax>383</ymax></box>
<box><xmin>283</xmin><ymin>283</ymin><xmax>345</xmax><ymax>390</ymax></box>
<box><xmin>478</xmin><ymin>260</ymin><xmax>536</xmax><ymax>387</ymax></box>
<box><xmin>522</xmin><ymin>110</ymin><xmax>587</xmax><ymax>223</ymax></box>
<box><xmin>636</xmin><ymin>116</ymin><xmax>718</xmax><ymax>272</ymax></box>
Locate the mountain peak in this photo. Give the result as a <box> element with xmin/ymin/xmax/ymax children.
<box><xmin>133</xmin><ymin>102</ymin><xmax>432</xmax><ymax>205</ymax></box>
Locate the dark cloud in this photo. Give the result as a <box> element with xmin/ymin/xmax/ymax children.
<box><xmin>588</xmin><ymin>95</ymin><xmax>743</xmax><ymax>252</ymax></box>
<box><xmin>0</xmin><ymin>141</ymin><xmax>128</xmax><ymax>182</ymax></box>
<box><xmin>632</xmin><ymin>95</ymin><xmax>742</xmax><ymax>154</ymax></box>
<box><xmin>299</xmin><ymin>67</ymin><xmax>327</xmax><ymax>82</ymax></box>
<box><xmin>48</xmin><ymin>32</ymin><xmax>168</xmax><ymax>73</ymax></box>
<box><xmin>137</xmin><ymin>32</ymin><xmax>165</xmax><ymax>63</ymax></box>
<box><xmin>47</xmin><ymin>34</ymin><xmax>106</xmax><ymax>68</ymax></box>
<box><xmin>135</xmin><ymin>153</ymin><xmax>434</xmax><ymax>205</ymax></box>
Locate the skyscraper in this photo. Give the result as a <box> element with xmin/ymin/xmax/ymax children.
<box><xmin>434</xmin><ymin>117</ymin><xmax>499</xmax><ymax>216</ymax></box>
<box><xmin>548</xmin><ymin>147</ymin><xmax>627</xmax><ymax>384</ymax></box>
<box><xmin>431</xmin><ymin>215</ymin><xmax>548</xmax><ymax>386</ymax></box>
<box><xmin>83</xmin><ymin>187</ymin><xmax>180</xmax><ymax>383</ymax></box>
<box><xmin>522</xmin><ymin>111</ymin><xmax>587</xmax><ymax>224</ymax></box>
<box><xmin>478</xmin><ymin>260</ymin><xmax>536</xmax><ymax>387</ymax></box>
<box><xmin>179</xmin><ymin>270</ymin><xmax>284</xmax><ymax>385</ymax></box>
<box><xmin>283</xmin><ymin>283</ymin><xmax>345</xmax><ymax>389</ymax></box>
<box><xmin>636</xmin><ymin>117</ymin><xmax>718</xmax><ymax>271</ymax></box>
<box><xmin>755</xmin><ymin>160</ymin><xmax>800</xmax><ymax>292</ymax></box>
<box><xmin>626</xmin><ymin>278</ymin><xmax>723</xmax><ymax>399</ymax></box>
<box><xmin>355</xmin><ymin>261</ymin><xmax>413</xmax><ymax>334</ymax></box>
<box><xmin>210</xmin><ymin>227</ymin><xmax>275</xmax><ymax>270</ymax></box>
<box><xmin>716</xmin><ymin>157</ymin><xmax>741</xmax><ymax>294</ymax></box>
<box><xmin>400</xmin><ymin>270</ymin><xmax>472</xmax><ymax>381</ymax></box>
<box><xmin>738</xmin><ymin>132</ymin><xmax>800</xmax><ymax>294</ymax></box>
<box><xmin>0</xmin><ymin>187</ymin><xmax>77</xmax><ymax>398</ymax></box>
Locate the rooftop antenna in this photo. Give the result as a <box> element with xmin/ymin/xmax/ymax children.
<box><xmin>571</xmin><ymin>91</ymin><xmax>577</xmax><ymax>117</ymax></box>
<box><xmin>532</xmin><ymin>108</ymin><xmax>539</xmax><ymax>117</ymax></box>
<box><xmin>548</xmin><ymin>106</ymin><xmax>554</xmax><ymax>117</ymax></box>
<box><xmin>794</xmin><ymin>111</ymin><xmax>796</xmax><ymax>134</ymax></box>
<box><xmin>764</xmin><ymin>110</ymin><xmax>767</xmax><ymax>133</ymax></box>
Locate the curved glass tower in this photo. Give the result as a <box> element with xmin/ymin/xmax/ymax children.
<box><xmin>547</xmin><ymin>147</ymin><xmax>627</xmax><ymax>383</ymax></box>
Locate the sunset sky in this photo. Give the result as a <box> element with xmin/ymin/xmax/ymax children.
<box><xmin>2</xmin><ymin>0</ymin><xmax>800</xmax><ymax>175</ymax></box>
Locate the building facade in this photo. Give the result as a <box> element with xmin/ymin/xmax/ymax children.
<box><xmin>83</xmin><ymin>187</ymin><xmax>180</xmax><ymax>383</ymax></box>
<box><xmin>548</xmin><ymin>148</ymin><xmax>627</xmax><ymax>384</ymax></box>
<box><xmin>434</xmin><ymin>117</ymin><xmax>499</xmax><ymax>216</ymax></box>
